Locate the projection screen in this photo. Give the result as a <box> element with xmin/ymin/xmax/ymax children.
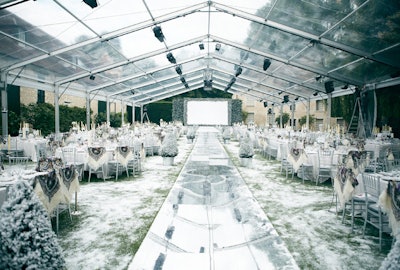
<box><xmin>186</xmin><ymin>100</ymin><xmax>229</xmax><ymax>125</ymax></box>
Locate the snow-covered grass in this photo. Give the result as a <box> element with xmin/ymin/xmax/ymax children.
<box><xmin>57</xmin><ymin>135</ymin><xmax>392</xmax><ymax>270</ymax></box>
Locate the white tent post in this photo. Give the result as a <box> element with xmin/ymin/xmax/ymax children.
<box><xmin>131</xmin><ymin>103</ymin><xmax>135</xmax><ymax>124</ymax></box>
<box><xmin>86</xmin><ymin>92</ymin><xmax>91</xmax><ymax>130</ymax></box>
<box><xmin>306</xmin><ymin>98</ymin><xmax>310</xmax><ymax>130</ymax></box>
<box><xmin>54</xmin><ymin>84</ymin><xmax>60</xmax><ymax>139</ymax></box>
<box><xmin>327</xmin><ymin>93</ymin><xmax>332</xmax><ymax>131</ymax></box>
<box><xmin>1</xmin><ymin>72</ymin><xmax>8</xmax><ymax>137</ymax></box>
<box><xmin>106</xmin><ymin>97</ymin><xmax>110</xmax><ymax>125</ymax></box>
<box><xmin>121</xmin><ymin>100</ymin><xmax>124</xmax><ymax>126</ymax></box>
<box><xmin>280</xmin><ymin>104</ymin><xmax>283</xmax><ymax>128</ymax></box>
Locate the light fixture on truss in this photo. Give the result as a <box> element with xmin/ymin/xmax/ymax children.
<box><xmin>203</xmin><ymin>69</ymin><xmax>213</xmax><ymax>91</ymax></box>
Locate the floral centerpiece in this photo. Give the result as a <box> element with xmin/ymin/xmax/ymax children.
<box><xmin>160</xmin><ymin>131</ymin><xmax>179</xmax><ymax>165</ymax></box>
<box><xmin>186</xmin><ymin>127</ymin><xmax>196</xmax><ymax>143</ymax></box>
<box><xmin>222</xmin><ymin>127</ymin><xmax>231</xmax><ymax>143</ymax></box>
<box><xmin>239</xmin><ymin>135</ymin><xmax>254</xmax><ymax>167</ymax></box>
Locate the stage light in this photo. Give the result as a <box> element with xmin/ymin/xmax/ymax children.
<box><xmin>263</xmin><ymin>101</ymin><xmax>268</xmax><ymax>107</ymax></box>
<box><xmin>215</xmin><ymin>43</ymin><xmax>221</xmax><ymax>51</ymax></box>
<box><xmin>152</xmin><ymin>26</ymin><xmax>165</xmax><ymax>42</ymax></box>
<box><xmin>341</xmin><ymin>84</ymin><xmax>349</xmax><ymax>89</ymax></box>
<box><xmin>166</xmin><ymin>52</ymin><xmax>176</xmax><ymax>64</ymax></box>
<box><xmin>175</xmin><ymin>65</ymin><xmax>182</xmax><ymax>75</ymax></box>
<box><xmin>199</xmin><ymin>43</ymin><xmax>204</xmax><ymax>50</ymax></box>
<box><xmin>313</xmin><ymin>91</ymin><xmax>318</xmax><ymax>96</ymax></box>
<box><xmin>295</xmin><ymin>96</ymin><xmax>299</xmax><ymax>101</ymax></box>
<box><xmin>263</xmin><ymin>58</ymin><xmax>271</xmax><ymax>71</ymax></box>
<box><xmin>89</xmin><ymin>75</ymin><xmax>95</xmax><ymax>80</ymax></box>
<box><xmin>235</xmin><ymin>66</ymin><xmax>242</xmax><ymax>77</ymax></box>
<box><xmin>283</xmin><ymin>95</ymin><xmax>289</xmax><ymax>103</ymax></box>
<box><xmin>184</xmin><ymin>83</ymin><xmax>189</xmax><ymax>89</ymax></box>
<box><xmin>180</xmin><ymin>76</ymin><xmax>186</xmax><ymax>84</ymax></box>
<box><xmin>315</xmin><ymin>75</ymin><xmax>322</xmax><ymax>82</ymax></box>
<box><xmin>278</xmin><ymin>91</ymin><xmax>283</xmax><ymax>95</ymax></box>
<box><xmin>83</xmin><ymin>0</ymin><xmax>98</xmax><ymax>8</ymax></box>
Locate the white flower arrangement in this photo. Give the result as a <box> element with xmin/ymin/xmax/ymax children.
<box><xmin>160</xmin><ymin>131</ymin><xmax>179</xmax><ymax>157</ymax></box>
<box><xmin>239</xmin><ymin>135</ymin><xmax>254</xmax><ymax>158</ymax></box>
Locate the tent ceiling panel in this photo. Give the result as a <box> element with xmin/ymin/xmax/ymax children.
<box><xmin>0</xmin><ymin>0</ymin><xmax>399</xmax><ymax>106</ymax></box>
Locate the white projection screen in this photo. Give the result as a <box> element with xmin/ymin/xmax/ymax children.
<box><xmin>186</xmin><ymin>100</ymin><xmax>229</xmax><ymax>125</ymax></box>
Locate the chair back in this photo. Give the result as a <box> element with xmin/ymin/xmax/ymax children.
<box><xmin>62</xmin><ymin>147</ymin><xmax>76</xmax><ymax>165</ymax></box>
<box><xmin>318</xmin><ymin>149</ymin><xmax>334</xmax><ymax>168</ymax></box>
<box><xmin>362</xmin><ymin>173</ymin><xmax>381</xmax><ymax>202</ymax></box>
<box><xmin>35</xmin><ymin>142</ymin><xmax>47</xmax><ymax>161</ymax></box>
<box><xmin>87</xmin><ymin>146</ymin><xmax>107</xmax><ymax>170</ymax></box>
<box><xmin>386</xmin><ymin>158</ymin><xmax>400</xmax><ymax>171</ymax></box>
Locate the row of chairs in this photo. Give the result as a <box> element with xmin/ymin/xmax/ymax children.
<box><xmin>342</xmin><ymin>173</ymin><xmax>393</xmax><ymax>250</ymax></box>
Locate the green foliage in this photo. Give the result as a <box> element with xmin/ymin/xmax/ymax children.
<box><xmin>331</xmin><ymin>94</ymin><xmax>355</xmax><ymax>124</ymax></box>
<box><xmin>94</xmin><ymin>112</ymin><xmax>122</xmax><ymax>127</ymax></box>
<box><xmin>21</xmin><ymin>103</ymin><xmax>55</xmax><ymax>136</ymax></box>
<box><xmin>135</xmin><ymin>102</ymin><xmax>172</xmax><ymax>124</ymax></box>
<box><xmin>19</xmin><ymin>103</ymin><xmax>87</xmax><ymax>136</ymax></box>
<box><xmin>231</xmin><ymin>99</ymin><xmax>243</xmax><ymax>124</ymax></box>
<box><xmin>299</xmin><ymin>115</ymin><xmax>315</xmax><ymax>127</ymax></box>
<box><xmin>172</xmin><ymin>98</ymin><xmax>184</xmax><ymax>122</ymax></box>
<box><xmin>7</xmin><ymin>110</ymin><xmax>21</xmax><ymax>136</ymax></box>
<box><xmin>275</xmin><ymin>112</ymin><xmax>290</xmax><ymax>126</ymax></box>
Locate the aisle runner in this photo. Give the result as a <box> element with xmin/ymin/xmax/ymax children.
<box><xmin>129</xmin><ymin>127</ymin><xmax>299</xmax><ymax>270</ymax></box>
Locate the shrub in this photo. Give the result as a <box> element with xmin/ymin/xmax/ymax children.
<box><xmin>0</xmin><ymin>180</ymin><xmax>65</xmax><ymax>269</ymax></box>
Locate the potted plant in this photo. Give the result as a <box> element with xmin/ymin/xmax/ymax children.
<box><xmin>239</xmin><ymin>135</ymin><xmax>254</xmax><ymax>167</ymax></box>
<box><xmin>160</xmin><ymin>131</ymin><xmax>179</xmax><ymax>165</ymax></box>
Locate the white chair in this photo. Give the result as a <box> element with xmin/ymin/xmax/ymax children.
<box><xmin>362</xmin><ymin>173</ymin><xmax>390</xmax><ymax>250</ymax></box>
<box><xmin>87</xmin><ymin>147</ymin><xmax>107</xmax><ymax>182</ymax></box>
<box><xmin>279</xmin><ymin>144</ymin><xmax>294</xmax><ymax>179</ymax></box>
<box><xmin>61</xmin><ymin>147</ymin><xmax>84</xmax><ymax>180</ymax></box>
<box><xmin>316</xmin><ymin>149</ymin><xmax>334</xmax><ymax>185</ymax></box>
<box><xmin>108</xmin><ymin>146</ymin><xmax>131</xmax><ymax>180</ymax></box>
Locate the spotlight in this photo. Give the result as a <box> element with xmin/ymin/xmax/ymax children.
<box><xmin>184</xmin><ymin>83</ymin><xmax>189</xmax><ymax>89</ymax></box>
<box><xmin>263</xmin><ymin>58</ymin><xmax>271</xmax><ymax>71</ymax></box>
<box><xmin>130</xmin><ymin>90</ymin><xmax>135</xmax><ymax>95</ymax></box>
<box><xmin>235</xmin><ymin>66</ymin><xmax>242</xmax><ymax>77</ymax></box>
<box><xmin>204</xmin><ymin>80</ymin><xmax>212</xmax><ymax>90</ymax></box>
<box><xmin>215</xmin><ymin>43</ymin><xmax>221</xmax><ymax>51</ymax></box>
<box><xmin>83</xmin><ymin>0</ymin><xmax>98</xmax><ymax>8</ymax></box>
<box><xmin>199</xmin><ymin>43</ymin><xmax>204</xmax><ymax>50</ymax></box>
<box><xmin>89</xmin><ymin>75</ymin><xmax>95</xmax><ymax>80</ymax></box>
<box><xmin>278</xmin><ymin>91</ymin><xmax>283</xmax><ymax>95</ymax></box>
<box><xmin>315</xmin><ymin>75</ymin><xmax>322</xmax><ymax>82</ymax></box>
<box><xmin>175</xmin><ymin>65</ymin><xmax>182</xmax><ymax>75</ymax></box>
<box><xmin>283</xmin><ymin>95</ymin><xmax>289</xmax><ymax>103</ymax></box>
<box><xmin>313</xmin><ymin>91</ymin><xmax>318</xmax><ymax>96</ymax></box>
<box><xmin>295</xmin><ymin>96</ymin><xmax>299</xmax><ymax>101</ymax></box>
<box><xmin>263</xmin><ymin>101</ymin><xmax>268</xmax><ymax>107</ymax></box>
<box><xmin>152</xmin><ymin>26</ymin><xmax>165</xmax><ymax>42</ymax></box>
<box><xmin>166</xmin><ymin>52</ymin><xmax>176</xmax><ymax>64</ymax></box>
<box><xmin>180</xmin><ymin>76</ymin><xmax>186</xmax><ymax>84</ymax></box>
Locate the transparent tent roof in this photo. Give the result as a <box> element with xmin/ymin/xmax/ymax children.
<box><xmin>0</xmin><ymin>0</ymin><xmax>399</xmax><ymax>106</ymax></box>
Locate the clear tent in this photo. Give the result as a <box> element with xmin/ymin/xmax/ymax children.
<box><xmin>0</xmin><ymin>0</ymin><xmax>399</xmax><ymax>125</ymax></box>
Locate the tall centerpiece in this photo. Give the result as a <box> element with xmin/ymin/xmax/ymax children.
<box><xmin>239</xmin><ymin>134</ymin><xmax>254</xmax><ymax>167</ymax></box>
<box><xmin>160</xmin><ymin>130</ymin><xmax>179</xmax><ymax>166</ymax></box>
